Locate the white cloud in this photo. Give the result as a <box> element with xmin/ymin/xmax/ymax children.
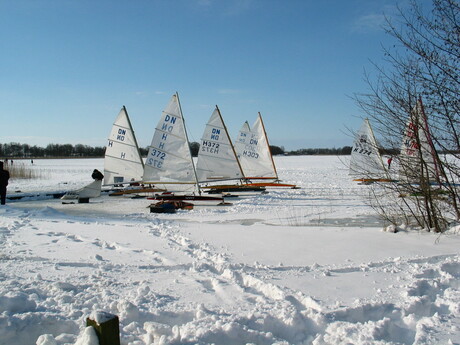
<box><xmin>351</xmin><ymin>2</ymin><xmax>405</xmax><ymax>34</ymax></box>
<box><xmin>352</xmin><ymin>13</ymin><xmax>386</xmax><ymax>33</ymax></box>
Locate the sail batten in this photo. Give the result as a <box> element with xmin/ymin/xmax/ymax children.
<box><xmin>154</xmin><ymin>127</ymin><xmax>188</xmax><ymax>139</ymax></box>
<box><xmin>104</xmin><ymin>155</ymin><xmax>144</xmax><ymax>164</ymax></box>
<box><xmin>107</xmin><ymin>140</ymin><xmax>139</xmax><ymax>148</ymax></box>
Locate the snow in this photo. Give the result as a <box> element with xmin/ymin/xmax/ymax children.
<box><xmin>88</xmin><ymin>310</ymin><xmax>118</xmax><ymax>325</ymax></box>
<box><xmin>1</xmin><ymin>156</ymin><xmax>459</xmax><ymax>345</ymax></box>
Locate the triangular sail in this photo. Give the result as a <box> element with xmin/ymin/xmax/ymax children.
<box><xmin>103</xmin><ymin>106</ymin><xmax>144</xmax><ymax>186</ymax></box>
<box><xmin>235</xmin><ymin>113</ymin><xmax>278</xmax><ymax>179</ymax></box>
<box><xmin>196</xmin><ymin>106</ymin><xmax>245</xmax><ymax>183</ymax></box>
<box><xmin>349</xmin><ymin>118</ymin><xmax>387</xmax><ymax>179</ymax></box>
<box><xmin>399</xmin><ymin>98</ymin><xmax>439</xmax><ymax>183</ymax></box>
<box><xmin>143</xmin><ymin>94</ymin><xmax>197</xmax><ymax>185</ymax></box>
<box><xmin>234</xmin><ymin>121</ymin><xmax>251</xmax><ymax>153</ymax></box>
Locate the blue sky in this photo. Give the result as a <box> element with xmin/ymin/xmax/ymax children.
<box><xmin>0</xmin><ymin>0</ymin><xmax>422</xmax><ymax>150</ymax></box>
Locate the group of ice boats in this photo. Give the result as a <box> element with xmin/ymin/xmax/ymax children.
<box><xmin>62</xmin><ymin>93</ymin><xmax>299</xmax><ymax>211</ymax></box>
<box><xmin>349</xmin><ymin>98</ymin><xmax>458</xmax><ymax>198</ymax></box>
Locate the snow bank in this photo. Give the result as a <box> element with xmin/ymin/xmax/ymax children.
<box><xmin>0</xmin><ymin>157</ymin><xmax>459</xmax><ymax>344</ymax></box>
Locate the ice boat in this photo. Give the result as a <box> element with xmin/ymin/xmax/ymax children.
<box><xmin>103</xmin><ymin>106</ymin><xmax>163</xmax><ymax>196</ymax></box>
<box><xmin>349</xmin><ymin>118</ymin><xmax>393</xmax><ymax>184</ymax></box>
<box><xmin>234</xmin><ymin>112</ymin><xmax>298</xmax><ymax>189</ymax></box>
<box><xmin>196</xmin><ymin>106</ymin><xmax>266</xmax><ymax>194</ymax></box>
<box><xmin>399</xmin><ymin>98</ymin><xmax>441</xmax><ymax>184</ymax></box>
<box><xmin>142</xmin><ymin>93</ymin><xmax>225</xmax><ymax>204</ymax></box>
<box><xmin>61</xmin><ymin>169</ymin><xmax>104</xmax><ymax>203</ymax></box>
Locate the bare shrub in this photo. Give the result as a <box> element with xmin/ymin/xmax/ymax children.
<box><xmin>353</xmin><ymin>0</ymin><xmax>460</xmax><ymax>232</ymax></box>
<box><xmin>5</xmin><ymin>161</ymin><xmax>44</xmax><ymax>180</ymax></box>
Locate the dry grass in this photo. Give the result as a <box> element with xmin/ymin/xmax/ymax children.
<box><xmin>4</xmin><ymin>162</ymin><xmax>44</xmax><ymax>179</ymax></box>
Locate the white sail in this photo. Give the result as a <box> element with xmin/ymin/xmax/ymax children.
<box><xmin>103</xmin><ymin>106</ymin><xmax>144</xmax><ymax>185</ymax></box>
<box><xmin>234</xmin><ymin>121</ymin><xmax>251</xmax><ymax>153</ymax></box>
<box><xmin>349</xmin><ymin>118</ymin><xmax>387</xmax><ymax>179</ymax></box>
<box><xmin>235</xmin><ymin>113</ymin><xmax>278</xmax><ymax>179</ymax></box>
<box><xmin>399</xmin><ymin>98</ymin><xmax>439</xmax><ymax>182</ymax></box>
<box><xmin>196</xmin><ymin>106</ymin><xmax>244</xmax><ymax>183</ymax></box>
<box><xmin>143</xmin><ymin>94</ymin><xmax>197</xmax><ymax>185</ymax></box>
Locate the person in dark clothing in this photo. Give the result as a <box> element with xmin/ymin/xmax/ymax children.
<box><xmin>91</xmin><ymin>169</ymin><xmax>104</xmax><ymax>181</ymax></box>
<box><xmin>0</xmin><ymin>161</ymin><xmax>10</xmax><ymax>205</ymax></box>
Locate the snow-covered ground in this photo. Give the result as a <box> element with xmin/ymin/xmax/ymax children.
<box><xmin>1</xmin><ymin>156</ymin><xmax>459</xmax><ymax>345</ymax></box>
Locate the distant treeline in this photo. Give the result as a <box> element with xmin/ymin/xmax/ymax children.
<box><xmin>0</xmin><ymin>143</ymin><xmax>107</xmax><ymax>158</ymax></box>
<box><xmin>288</xmin><ymin>147</ymin><xmax>352</xmax><ymax>155</ymax></box>
<box><xmin>0</xmin><ymin>142</ymin><xmax>358</xmax><ymax>158</ymax></box>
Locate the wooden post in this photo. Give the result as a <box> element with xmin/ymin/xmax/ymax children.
<box><xmin>86</xmin><ymin>312</ymin><xmax>120</xmax><ymax>345</ymax></box>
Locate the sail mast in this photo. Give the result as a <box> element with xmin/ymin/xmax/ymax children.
<box><xmin>177</xmin><ymin>92</ymin><xmax>202</xmax><ymax>195</ymax></box>
<box><xmin>418</xmin><ymin>97</ymin><xmax>440</xmax><ymax>181</ymax></box>
<box><xmin>216</xmin><ymin>105</ymin><xmax>246</xmax><ymax>181</ymax></box>
<box><xmin>258</xmin><ymin>112</ymin><xmax>278</xmax><ymax>180</ymax></box>
<box><xmin>124</xmin><ymin>105</ymin><xmax>144</xmax><ymax>169</ymax></box>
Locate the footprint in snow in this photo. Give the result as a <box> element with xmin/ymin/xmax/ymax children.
<box><xmin>441</xmin><ymin>262</ymin><xmax>460</xmax><ymax>278</ymax></box>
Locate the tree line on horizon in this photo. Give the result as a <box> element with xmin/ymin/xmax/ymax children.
<box><xmin>0</xmin><ymin>142</ymin><xmax>355</xmax><ymax>158</ymax></box>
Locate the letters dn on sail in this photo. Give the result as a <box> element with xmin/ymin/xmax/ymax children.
<box><xmin>117</xmin><ymin>128</ymin><xmax>126</xmax><ymax>141</ymax></box>
<box><xmin>162</xmin><ymin>115</ymin><xmax>177</xmax><ymax>133</ymax></box>
<box><xmin>211</xmin><ymin>128</ymin><xmax>220</xmax><ymax>140</ymax></box>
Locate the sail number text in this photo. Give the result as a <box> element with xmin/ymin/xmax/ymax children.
<box><xmin>242</xmin><ymin>150</ymin><xmax>259</xmax><ymax>159</ymax></box>
<box><xmin>147</xmin><ymin>149</ymin><xmax>166</xmax><ymax>168</ymax></box>
<box><xmin>201</xmin><ymin>140</ymin><xmax>219</xmax><ymax>154</ymax></box>
<box><xmin>353</xmin><ymin>146</ymin><xmax>372</xmax><ymax>156</ymax></box>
